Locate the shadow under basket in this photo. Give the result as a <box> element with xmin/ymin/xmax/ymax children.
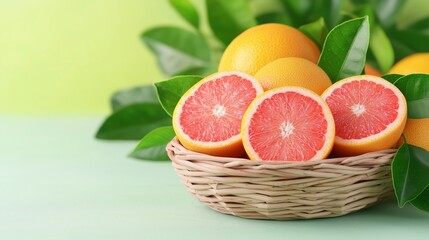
<box><xmin>167</xmin><ymin>138</ymin><xmax>396</xmax><ymax>220</ymax></box>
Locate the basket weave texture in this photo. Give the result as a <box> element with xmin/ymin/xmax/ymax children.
<box><xmin>167</xmin><ymin>138</ymin><xmax>396</xmax><ymax>220</ymax></box>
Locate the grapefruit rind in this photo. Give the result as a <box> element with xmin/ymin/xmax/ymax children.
<box><xmin>218</xmin><ymin>23</ymin><xmax>320</xmax><ymax>75</ymax></box>
<box><xmin>254</xmin><ymin>57</ymin><xmax>332</xmax><ymax>94</ymax></box>
<box><xmin>172</xmin><ymin>71</ymin><xmax>264</xmax><ymax>157</ymax></box>
<box><xmin>321</xmin><ymin>75</ymin><xmax>407</xmax><ymax>156</ymax></box>
<box><xmin>241</xmin><ymin>87</ymin><xmax>335</xmax><ymax>161</ymax></box>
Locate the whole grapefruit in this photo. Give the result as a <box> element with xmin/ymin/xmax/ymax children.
<box><xmin>218</xmin><ymin>23</ymin><xmax>320</xmax><ymax>75</ymax></box>
<box><xmin>388</xmin><ymin>53</ymin><xmax>429</xmax><ymax>75</ymax></box>
<box><xmin>388</xmin><ymin>53</ymin><xmax>429</xmax><ymax>151</ymax></box>
<box><xmin>254</xmin><ymin>57</ymin><xmax>332</xmax><ymax>94</ymax></box>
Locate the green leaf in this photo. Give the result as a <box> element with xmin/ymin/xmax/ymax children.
<box><xmin>320</xmin><ymin>0</ymin><xmax>344</xmax><ymax>29</ymax></box>
<box><xmin>381</xmin><ymin>74</ymin><xmax>404</xmax><ymax>84</ymax></box>
<box><xmin>387</xmin><ymin>17</ymin><xmax>429</xmax><ymax>60</ymax></box>
<box><xmin>389</xmin><ymin>37</ymin><xmax>415</xmax><ymax>61</ymax></box>
<box><xmin>369</xmin><ymin>23</ymin><xmax>394</xmax><ymax>73</ymax></box>
<box><xmin>351</xmin><ymin>4</ymin><xmax>389</xmax><ymax>73</ymax></box>
<box><xmin>256</xmin><ymin>12</ymin><xmax>292</xmax><ymax>25</ymax></box>
<box><xmin>129</xmin><ymin>126</ymin><xmax>175</xmax><ymax>161</ymax></box>
<box><xmin>389</xmin><ymin>28</ymin><xmax>429</xmax><ymax>61</ymax></box>
<box><xmin>206</xmin><ymin>0</ymin><xmax>257</xmax><ymax>45</ymax></box>
<box><xmin>407</xmin><ymin>16</ymin><xmax>429</xmax><ymax>34</ymax></box>
<box><xmin>155</xmin><ymin>75</ymin><xmax>202</xmax><ymax>116</ymax></box>
<box><xmin>279</xmin><ymin>0</ymin><xmax>314</xmax><ymax>26</ymax></box>
<box><xmin>96</xmin><ymin>103</ymin><xmax>171</xmax><ymax>140</ymax></box>
<box><xmin>392</xmin><ymin>142</ymin><xmax>429</xmax><ymax>208</ymax></box>
<box><xmin>175</xmin><ymin>65</ymin><xmax>217</xmax><ymax>76</ymax></box>
<box><xmin>142</xmin><ymin>27</ymin><xmax>211</xmax><ymax>76</ymax></box>
<box><xmin>110</xmin><ymin>85</ymin><xmax>159</xmax><ymax>112</ymax></box>
<box><xmin>299</xmin><ymin>18</ymin><xmax>329</xmax><ymax>49</ymax></box>
<box><xmin>318</xmin><ymin>16</ymin><xmax>370</xmax><ymax>82</ymax></box>
<box><xmin>369</xmin><ymin>0</ymin><xmax>405</xmax><ymax>29</ymax></box>
<box><xmin>168</xmin><ymin>0</ymin><xmax>200</xmax><ymax>29</ymax></box>
<box><xmin>393</xmin><ymin>74</ymin><xmax>429</xmax><ymax>119</ymax></box>
<box><xmin>411</xmin><ymin>186</ymin><xmax>429</xmax><ymax>212</ymax></box>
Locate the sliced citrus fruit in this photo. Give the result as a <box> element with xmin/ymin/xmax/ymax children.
<box><xmin>242</xmin><ymin>87</ymin><xmax>335</xmax><ymax>161</ymax></box>
<box><xmin>321</xmin><ymin>75</ymin><xmax>407</xmax><ymax>156</ymax></box>
<box><xmin>254</xmin><ymin>57</ymin><xmax>332</xmax><ymax>94</ymax></box>
<box><xmin>172</xmin><ymin>71</ymin><xmax>263</xmax><ymax>157</ymax></box>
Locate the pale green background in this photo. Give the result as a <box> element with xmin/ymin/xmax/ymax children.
<box><xmin>0</xmin><ymin>0</ymin><xmax>428</xmax><ymax>114</ymax></box>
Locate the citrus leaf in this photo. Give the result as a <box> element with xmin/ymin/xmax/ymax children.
<box><xmin>110</xmin><ymin>85</ymin><xmax>159</xmax><ymax>112</ymax></box>
<box><xmin>96</xmin><ymin>103</ymin><xmax>171</xmax><ymax>140</ymax></box>
<box><xmin>155</xmin><ymin>75</ymin><xmax>203</xmax><ymax>116</ymax></box>
<box><xmin>390</xmin><ymin>16</ymin><xmax>429</xmax><ymax>59</ymax></box>
<box><xmin>299</xmin><ymin>18</ymin><xmax>328</xmax><ymax>49</ymax></box>
<box><xmin>411</xmin><ymin>186</ymin><xmax>429</xmax><ymax>212</ymax></box>
<box><xmin>369</xmin><ymin>23</ymin><xmax>394</xmax><ymax>73</ymax></box>
<box><xmin>142</xmin><ymin>27</ymin><xmax>211</xmax><ymax>76</ymax></box>
<box><xmin>392</xmin><ymin>142</ymin><xmax>429</xmax><ymax>208</ymax></box>
<box><xmin>256</xmin><ymin>12</ymin><xmax>292</xmax><ymax>25</ymax></box>
<box><xmin>381</xmin><ymin>74</ymin><xmax>403</xmax><ymax>84</ymax></box>
<box><xmin>393</xmin><ymin>74</ymin><xmax>429</xmax><ymax>119</ymax></box>
<box><xmin>389</xmin><ymin>37</ymin><xmax>415</xmax><ymax>61</ymax></box>
<box><xmin>389</xmin><ymin>28</ymin><xmax>429</xmax><ymax>61</ymax></box>
<box><xmin>279</xmin><ymin>0</ymin><xmax>314</xmax><ymax>26</ymax></box>
<box><xmin>320</xmin><ymin>0</ymin><xmax>344</xmax><ymax>29</ymax></box>
<box><xmin>175</xmin><ymin>65</ymin><xmax>217</xmax><ymax>76</ymax></box>
<box><xmin>318</xmin><ymin>16</ymin><xmax>370</xmax><ymax>82</ymax></box>
<box><xmin>206</xmin><ymin>0</ymin><xmax>257</xmax><ymax>46</ymax></box>
<box><xmin>407</xmin><ymin>16</ymin><xmax>429</xmax><ymax>34</ymax></box>
<box><xmin>369</xmin><ymin>0</ymin><xmax>405</xmax><ymax>29</ymax></box>
<box><xmin>168</xmin><ymin>0</ymin><xmax>200</xmax><ymax>29</ymax></box>
<box><xmin>129</xmin><ymin>126</ymin><xmax>175</xmax><ymax>161</ymax></box>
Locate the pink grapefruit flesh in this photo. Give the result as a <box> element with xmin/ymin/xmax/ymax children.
<box><xmin>173</xmin><ymin>71</ymin><xmax>264</xmax><ymax>157</ymax></box>
<box><xmin>242</xmin><ymin>87</ymin><xmax>335</xmax><ymax>161</ymax></box>
<box><xmin>321</xmin><ymin>75</ymin><xmax>407</xmax><ymax>156</ymax></box>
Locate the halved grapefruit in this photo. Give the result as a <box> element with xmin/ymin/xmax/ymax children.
<box><xmin>241</xmin><ymin>87</ymin><xmax>335</xmax><ymax>161</ymax></box>
<box><xmin>321</xmin><ymin>75</ymin><xmax>407</xmax><ymax>156</ymax></box>
<box><xmin>172</xmin><ymin>71</ymin><xmax>264</xmax><ymax>157</ymax></box>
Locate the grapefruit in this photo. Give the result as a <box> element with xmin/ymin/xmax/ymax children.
<box><xmin>254</xmin><ymin>57</ymin><xmax>332</xmax><ymax>94</ymax></box>
<box><xmin>387</xmin><ymin>53</ymin><xmax>429</xmax><ymax>151</ymax></box>
<box><xmin>218</xmin><ymin>23</ymin><xmax>320</xmax><ymax>75</ymax></box>
<box><xmin>241</xmin><ymin>87</ymin><xmax>335</xmax><ymax>161</ymax></box>
<box><xmin>321</xmin><ymin>75</ymin><xmax>407</xmax><ymax>156</ymax></box>
<box><xmin>172</xmin><ymin>71</ymin><xmax>263</xmax><ymax>157</ymax></box>
<box><xmin>388</xmin><ymin>53</ymin><xmax>429</xmax><ymax>75</ymax></box>
<box><xmin>400</xmin><ymin>119</ymin><xmax>429</xmax><ymax>151</ymax></box>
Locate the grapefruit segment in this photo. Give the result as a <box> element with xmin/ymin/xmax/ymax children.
<box><xmin>321</xmin><ymin>75</ymin><xmax>407</xmax><ymax>156</ymax></box>
<box><xmin>173</xmin><ymin>71</ymin><xmax>263</xmax><ymax>157</ymax></box>
<box><xmin>242</xmin><ymin>87</ymin><xmax>335</xmax><ymax>161</ymax></box>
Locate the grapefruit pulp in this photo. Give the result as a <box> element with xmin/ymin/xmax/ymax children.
<box><xmin>321</xmin><ymin>75</ymin><xmax>407</xmax><ymax>156</ymax></box>
<box><xmin>173</xmin><ymin>71</ymin><xmax>263</xmax><ymax>157</ymax></box>
<box><xmin>241</xmin><ymin>87</ymin><xmax>335</xmax><ymax>161</ymax></box>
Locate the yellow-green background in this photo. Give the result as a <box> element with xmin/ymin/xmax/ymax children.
<box><xmin>0</xmin><ymin>0</ymin><xmax>428</xmax><ymax>114</ymax></box>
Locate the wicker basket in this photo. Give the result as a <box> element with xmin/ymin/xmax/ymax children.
<box><xmin>167</xmin><ymin>138</ymin><xmax>396</xmax><ymax>220</ymax></box>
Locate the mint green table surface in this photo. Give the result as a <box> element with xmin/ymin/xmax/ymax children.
<box><xmin>1</xmin><ymin>116</ymin><xmax>428</xmax><ymax>240</ymax></box>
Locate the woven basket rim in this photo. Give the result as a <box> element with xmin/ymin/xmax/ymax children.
<box><xmin>167</xmin><ymin>137</ymin><xmax>397</xmax><ymax>168</ymax></box>
<box><xmin>167</xmin><ymin>137</ymin><xmax>396</xmax><ymax>220</ymax></box>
